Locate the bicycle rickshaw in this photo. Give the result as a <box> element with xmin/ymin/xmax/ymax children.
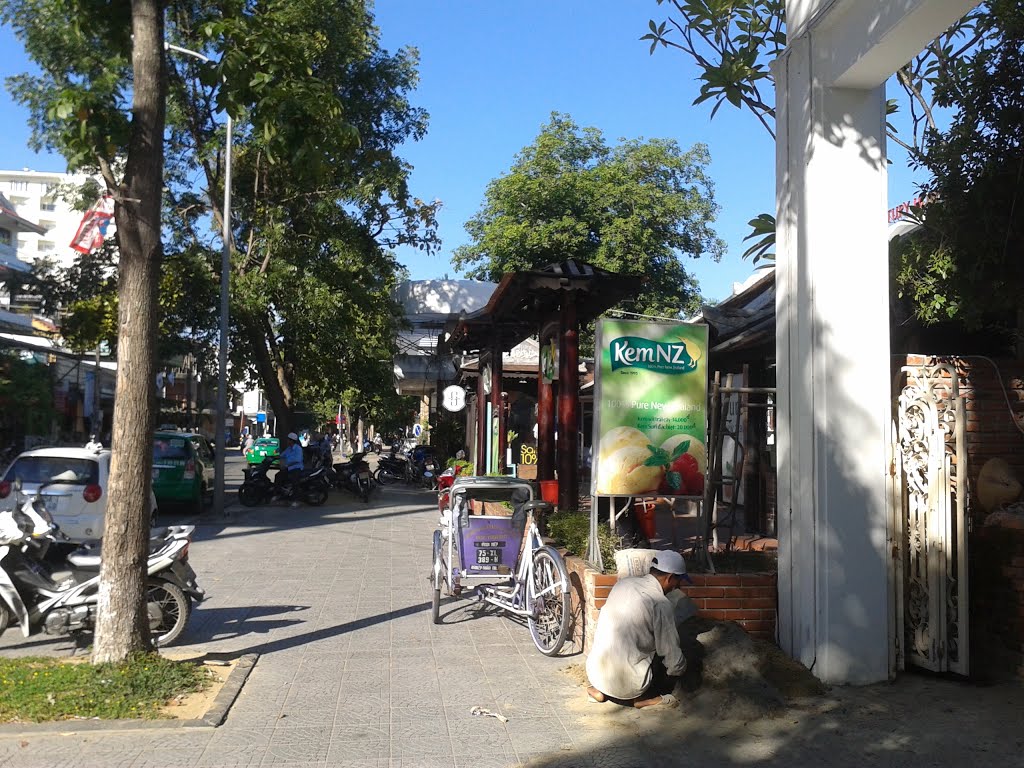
<box><xmin>430</xmin><ymin>476</ymin><xmax>572</xmax><ymax>655</ymax></box>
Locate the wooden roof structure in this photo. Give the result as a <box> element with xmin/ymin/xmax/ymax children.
<box><xmin>447</xmin><ymin>259</ymin><xmax>644</xmax><ymax>353</ymax></box>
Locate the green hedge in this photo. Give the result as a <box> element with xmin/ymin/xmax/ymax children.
<box><xmin>546</xmin><ymin>512</ymin><xmax>622</xmax><ymax>572</ymax></box>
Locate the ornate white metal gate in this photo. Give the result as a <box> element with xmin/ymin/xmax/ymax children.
<box><xmin>891</xmin><ymin>362</ymin><xmax>969</xmax><ymax>675</ymax></box>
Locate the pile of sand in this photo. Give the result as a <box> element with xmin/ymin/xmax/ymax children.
<box><xmin>674</xmin><ymin>618</ymin><xmax>826</xmax><ymax>720</ymax></box>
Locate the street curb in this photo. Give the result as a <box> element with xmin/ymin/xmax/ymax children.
<box><xmin>0</xmin><ymin>653</ymin><xmax>259</xmax><ymax>736</ymax></box>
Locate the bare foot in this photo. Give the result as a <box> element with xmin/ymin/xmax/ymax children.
<box><xmin>586</xmin><ymin>686</ymin><xmax>607</xmax><ymax>703</ymax></box>
<box><xmin>634</xmin><ymin>693</ymin><xmax>676</xmax><ymax>709</ymax></box>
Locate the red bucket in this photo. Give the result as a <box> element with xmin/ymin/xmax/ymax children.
<box><xmin>634</xmin><ymin>500</ymin><xmax>657</xmax><ymax>540</ymax></box>
<box><xmin>539</xmin><ymin>479</ymin><xmax>559</xmax><ymax>506</ymax></box>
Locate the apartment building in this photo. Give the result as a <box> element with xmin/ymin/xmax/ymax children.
<box><xmin>0</xmin><ymin>168</ymin><xmax>94</xmax><ymax>270</ymax></box>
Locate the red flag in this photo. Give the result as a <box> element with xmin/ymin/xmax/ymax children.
<box><xmin>70</xmin><ymin>195</ymin><xmax>115</xmax><ymax>254</ymax></box>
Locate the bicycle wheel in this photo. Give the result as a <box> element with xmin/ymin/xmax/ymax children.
<box><xmin>527</xmin><ymin>546</ymin><xmax>571</xmax><ymax>656</ymax></box>
<box><xmin>431</xmin><ymin>530</ymin><xmax>444</xmax><ymax>624</ymax></box>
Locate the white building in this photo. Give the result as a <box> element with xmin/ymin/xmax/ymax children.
<box><xmin>0</xmin><ymin>168</ymin><xmax>94</xmax><ymax>270</ymax></box>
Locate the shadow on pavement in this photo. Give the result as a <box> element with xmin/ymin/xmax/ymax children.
<box><xmin>199</xmin><ymin>600</ymin><xmax>434</xmax><ymax>658</ymax></box>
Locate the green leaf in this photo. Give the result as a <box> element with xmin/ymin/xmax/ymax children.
<box><xmin>666</xmin><ymin>471</ymin><xmax>682</xmax><ymax>491</ymax></box>
<box><xmin>670</xmin><ymin>440</ymin><xmax>691</xmax><ymax>460</ymax></box>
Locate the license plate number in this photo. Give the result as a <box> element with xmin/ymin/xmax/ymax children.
<box><xmin>359</xmin><ymin>471</ymin><xmax>370</xmax><ymax>480</ymax></box>
<box><xmin>477</xmin><ymin>548</ymin><xmax>501</xmax><ymax>565</ymax></box>
<box><xmin>42</xmin><ymin>496</ymin><xmax>61</xmax><ymax>512</ymax></box>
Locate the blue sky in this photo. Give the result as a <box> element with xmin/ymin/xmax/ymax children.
<box><xmin>0</xmin><ymin>2</ymin><xmax>922</xmax><ymax>303</ymax></box>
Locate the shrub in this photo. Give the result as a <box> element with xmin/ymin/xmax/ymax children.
<box><xmin>546</xmin><ymin>511</ymin><xmax>622</xmax><ymax>572</ymax></box>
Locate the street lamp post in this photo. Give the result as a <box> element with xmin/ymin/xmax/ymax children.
<box><xmin>165</xmin><ymin>42</ymin><xmax>231</xmax><ymax>516</ymax></box>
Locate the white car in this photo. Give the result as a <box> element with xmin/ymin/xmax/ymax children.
<box><xmin>0</xmin><ymin>447</ymin><xmax>158</xmax><ymax>542</ymax></box>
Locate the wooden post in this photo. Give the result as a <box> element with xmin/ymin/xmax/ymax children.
<box><xmin>557</xmin><ymin>291</ymin><xmax>579</xmax><ymax>512</ymax></box>
<box><xmin>537</xmin><ymin>331</ymin><xmax>556</xmax><ymax>481</ymax></box>
<box><xmin>491</xmin><ymin>340</ymin><xmax>504</xmax><ymax>473</ymax></box>
<box><xmin>476</xmin><ymin>356</ymin><xmax>487</xmax><ymax>471</ymax></box>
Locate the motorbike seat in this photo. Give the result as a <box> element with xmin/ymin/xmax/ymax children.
<box><xmin>67</xmin><ymin>530</ymin><xmax>171</xmax><ymax>569</ymax></box>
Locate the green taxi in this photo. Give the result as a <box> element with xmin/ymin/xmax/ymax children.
<box><xmin>152</xmin><ymin>431</ymin><xmax>216</xmax><ymax>513</ymax></box>
<box><xmin>245</xmin><ymin>437</ymin><xmax>280</xmax><ymax>465</ymax></box>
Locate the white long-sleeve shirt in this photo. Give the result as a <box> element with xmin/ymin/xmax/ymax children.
<box><xmin>585</xmin><ymin>574</ymin><xmax>686</xmax><ymax>700</ymax></box>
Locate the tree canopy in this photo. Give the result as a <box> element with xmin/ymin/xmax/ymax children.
<box><xmin>4</xmin><ymin>0</ymin><xmax>438</xmax><ymax>435</ymax></box>
<box><xmin>453</xmin><ymin>113</ymin><xmax>725</xmax><ymax>320</ymax></box>
<box><xmin>891</xmin><ymin>0</ymin><xmax>1024</xmax><ymax>340</ymax></box>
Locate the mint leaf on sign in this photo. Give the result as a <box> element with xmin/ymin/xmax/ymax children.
<box><xmin>670</xmin><ymin>440</ymin><xmax>691</xmax><ymax>460</ymax></box>
<box><xmin>666</xmin><ymin>471</ymin><xmax>682</xmax><ymax>491</ymax></box>
<box><xmin>644</xmin><ymin>445</ymin><xmax>670</xmax><ymax>467</ymax></box>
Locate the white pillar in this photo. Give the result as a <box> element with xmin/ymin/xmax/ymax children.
<box><xmin>774</xmin><ymin>32</ymin><xmax>892</xmax><ymax>685</ymax></box>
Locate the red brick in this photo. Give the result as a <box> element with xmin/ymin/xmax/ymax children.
<box><xmin>593</xmin><ymin>586</ymin><xmax>613</xmax><ymax>600</ymax></box>
<box><xmin>703</xmin><ymin>598</ymin><xmax>746</xmax><ymax>610</ymax></box>
<box><xmin>594</xmin><ymin>597</ymin><xmax>608</xmax><ymax>610</ymax></box>
<box><xmin>725</xmin><ymin>609</ymin><xmax>762</xmax><ymax>621</ymax></box>
<box><xmin>741</xmin><ymin>574</ymin><xmax>776</xmax><ymax>587</ymax></box>
<box><xmin>592</xmin><ymin>574</ymin><xmax>618</xmax><ymax>587</ymax></box>
<box><xmin>684</xmin><ymin>587</ymin><xmax>725</xmax><ymax>599</ymax></box>
<box><xmin>744</xmin><ymin>597</ymin><xmax>778</xmax><ymax>610</ymax></box>
<box><xmin>700</xmin><ymin>609</ymin><xmax>729</xmax><ymax>621</ymax></box>
<box><xmin>705</xmin><ymin>575</ymin><xmax>742</xmax><ymax>586</ymax></box>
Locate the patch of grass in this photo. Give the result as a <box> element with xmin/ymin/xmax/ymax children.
<box><xmin>0</xmin><ymin>653</ymin><xmax>211</xmax><ymax>723</ymax></box>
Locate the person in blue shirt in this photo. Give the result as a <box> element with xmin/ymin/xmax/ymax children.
<box><xmin>277</xmin><ymin>432</ymin><xmax>304</xmax><ymax>494</ymax></box>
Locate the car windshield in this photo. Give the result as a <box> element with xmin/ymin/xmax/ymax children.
<box><xmin>255</xmin><ymin>439</ymin><xmax>277</xmax><ymax>447</ymax></box>
<box><xmin>154</xmin><ymin>437</ymin><xmax>190</xmax><ymax>461</ymax></box>
<box><xmin>3</xmin><ymin>456</ymin><xmax>99</xmax><ymax>486</ymax></box>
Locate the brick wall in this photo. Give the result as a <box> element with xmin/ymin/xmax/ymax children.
<box><xmin>564</xmin><ymin>554</ymin><xmax>777</xmax><ymax>653</ymax></box>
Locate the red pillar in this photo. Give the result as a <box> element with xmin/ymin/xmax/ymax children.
<box><xmin>490</xmin><ymin>341</ymin><xmax>504</xmax><ymax>473</ymax></box>
<box><xmin>557</xmin><ymin>292</ymin><xmax>579</xmax><ymax>512</ymax></box>
<box><xmin>537</xmin><ymin>329</ymin><xmax>556</xmax><ymax>482</ymax></box>
<box><xmin>476</xmin><ymin>359</ymin><xmax>487</xmax><ymax>471</ymax></box>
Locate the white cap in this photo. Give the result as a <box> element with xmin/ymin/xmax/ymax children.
<box><xmin>652</xmin><ymin>550</ymin><xmax>691</xmax><ymax>579</ymax></box>
<box><xmin>287</xmin><ymin>432</ymin><xmax>299</xmax><ymax>441</ymax></box>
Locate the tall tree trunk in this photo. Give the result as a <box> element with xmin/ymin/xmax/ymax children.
<box><xmin>241</xmin><ymin>314</ymin><xmax>295</xmax><ymax>436</ymax></box>
<box><xmin>92</xmin><ymin>0</ymin><xmax>166</xmax><ymax>664</ymax></box>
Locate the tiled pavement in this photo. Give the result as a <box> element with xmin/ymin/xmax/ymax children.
<box><xmin>0</xmin><ymin>481</ymin><xmax>591</xmax><ymax>768</ymax></box>
<box><xmin>2</xmin><ymin>470</ymin><xmax>1023</xmax><ymax>768</ymax></box>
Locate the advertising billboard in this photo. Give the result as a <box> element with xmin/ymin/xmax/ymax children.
<box><xmin>591</xmin><ymin>318</ymin><xmax>709</xmax><ymax>498</ymax></box>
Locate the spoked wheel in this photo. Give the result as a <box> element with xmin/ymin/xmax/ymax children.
<box><xmin>305</xmin><ymin>486</ymin><xmax>329</xmax><ymax>506</ymax></box>
<box><xmin>375</xmin><ymin>468</ymin><xmax>399</xmax><ymax>485</ymax></box>
<box><xmin>527</xmin><ymin>546</ymin><xmax>571</xmax><ymax>656</ymax></box>
<box><xmin>146</xmin><ymin>579</ymin><xmax>191</xmax><ymax>647</ymax></box>
<box><xmin>431</xmin><ymin>530</ymin><xmax>444</xmax><ymax>624</ymax></box>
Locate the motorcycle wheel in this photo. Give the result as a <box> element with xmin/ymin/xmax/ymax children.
<box><xmin>147</xmin><ymin>579</ymin><xmax>191</xmax><ymax>647</ymax></box>
<box><xmin>305</xmin><ymin>487</ymin><xmax>329</xmax><ymax>507</ymax></box>
<box><xmin>374</xmin><ymin>467</ymin><xmax>398</xmax><ymax>485</ymax></box>
<box><xmin>360</xmin><ymin>481</ymin><xmax>369</xmax><ymax>503</ymax></box>
<box><xmin>238</xmin><ymin>484</ymin><xmax>262</xmax><ymax>507</ymax></box>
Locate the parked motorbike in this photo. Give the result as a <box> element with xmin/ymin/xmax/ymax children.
<box><xmin>409</xmin><ymin>446</ymin><xmax>441</xmax><ymax>490</ymax></box>
<box><xmin>238</xmin><ymin>458</ymin><xmax>329</xmax><ymax>507</ymax></box>
<box><xmin>328</xmin><ymin>452</ymin><xmax>372</xmax><ymax>502</ymax></box>
<box><xmin>0</xmin><ymin>481</ymin><xmax>203</xmax><ymax>646</ymax></box>
<box><xmin>374</xmin><ymin>451</ymin><xmax>407</xmax><ymax>485</ymax></box>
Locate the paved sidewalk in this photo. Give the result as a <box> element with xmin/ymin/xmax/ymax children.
<box><xmin>0</xmin><ymin>484</ymin><xmax>583</xmax><ymax>767</ymax></box>
<box><xmin>1</xmin><ymin>482</ymin><xmax>1022</xmax><ymax>768</ymax></box>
